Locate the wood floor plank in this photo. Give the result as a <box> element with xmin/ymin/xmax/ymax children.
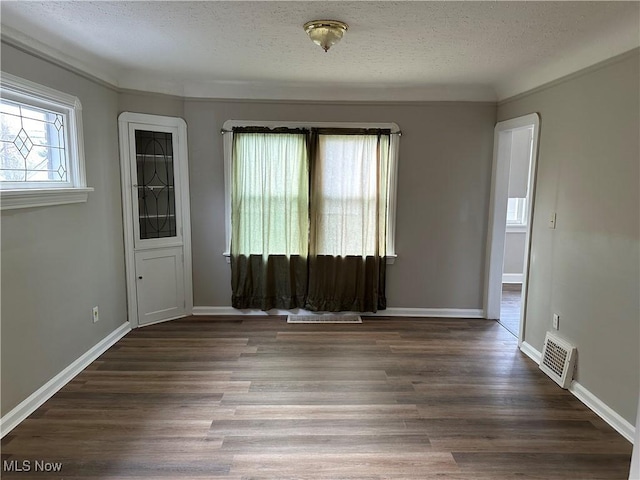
<box><xmin>430</xmin><ymin>436</ymin><xmax>634</xmax><ymax>454</ymax></box>
<box><xmin>230</xmin><ymin>452</ymin><xmax>459</xmax><ymax>477</ymax></box>
<box><xmin>208</xmin><ymin>418</ymin><xmax>413</xmax><ymax>437</ymax></box>
<box><xmin>1</xmin><ymin>316</ymin><xmax>632</xmax><ymax>479</ymax></box>
<box><xmin>226</xmin><ymin>404</ymin><xmax>421</xmax><ymax>420</ymax></box>
<box><xmin>219</xmin><ymin>434</ymin><xmax>433</xmax><ymax>454</ymax></box>
<box><xmin>453</xmin><ymin>452</ymin><xmax>632</xmax><ymax>478</ymax></box>
<box><xmin>248</xmin><ymin>379</ymin><xmax>416</xmax><ymax>393</ymax></box>
<box><xmin>67</xmin><ymin>380</ymin><xmax>251</xmax><ymax>394</ymax></box>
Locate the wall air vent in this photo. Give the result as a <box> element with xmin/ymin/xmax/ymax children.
<box><xmin>540</xmin><ymin>331</ymin><xmax>577</xmax><ymax>389</ymax></box>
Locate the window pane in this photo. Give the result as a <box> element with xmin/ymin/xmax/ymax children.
<box><xmin>507</xmin><ymin>197</ymin><xmax>527</xmax><ymax>225</ymax></box>
<box><xmin>314</xmin><ymin>134</ymin><xmax>387</xmax><ymax>256</ymax></box>
<box><xmin>0</xmin><ymin>142</ymin><xmax>26</xmax><ymax>181</ymax></box>
<box><xmin>25</xmin><ymin>146</ymin><xmax>57</xmax><ymax>181</ymax></box>
<box><xmin>0</xmin><ymin>100</ymin><xmax>21</xmax><ymax>117</ymax></box>
<box><xmin>232</xmin><ymin>132</ymin><xmax>309</xmax><ymax>256</ymax></box>
<box><xmin>0</xmin><ymin>105</ymin><xmax>21</xmax><ymax>142</ymax></box>
<box><xmin>0</xmin><ymin>99</ymin><xmax>69</xmax><ymax>185</ymax></box>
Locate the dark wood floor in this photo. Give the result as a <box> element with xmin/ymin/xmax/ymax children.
<box><xmin>2</xmin><ymin>317</ymin><xmax>632</xmax><ymax>479</ymax></box>
<box><xmin>500</xmin><ymin>284</ymin><xmax>522</xmax><ymax>336</ymax></box>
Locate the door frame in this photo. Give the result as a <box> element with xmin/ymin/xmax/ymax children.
<box><xmin>118</xmin><ymin>112</ymin><xmax>193</xmax><ymax>328</ymax></box>
<box><xmin>484</xmin><ymin>113</ymin><xmax>540</xmax><ymax>345</ymax></box>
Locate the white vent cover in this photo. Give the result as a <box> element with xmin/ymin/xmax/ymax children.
<box><xmin>287</xmin><ymin>314</ymin><xmax>362</xmax><ymax>324</ymax></box>
<box><xmin>540</xmin><ymin>331</ymin><xmax>577</xmax><ymax>389</ymax></box>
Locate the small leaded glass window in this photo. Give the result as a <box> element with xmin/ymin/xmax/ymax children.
<box><xmin>0</xmin><ymin>73</ymin><xmax>88</xmax><ymax>201</ymax></box>
<box><xmin>1</xmin><ymin>99</ymin><xmax>69</xmax><ymax>184</ymax></box>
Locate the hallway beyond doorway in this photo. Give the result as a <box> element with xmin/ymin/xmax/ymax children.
<box><xmin>500</xmin><ymin>283</ymin><xmax>521</xmax><ymax>336</ymax></box>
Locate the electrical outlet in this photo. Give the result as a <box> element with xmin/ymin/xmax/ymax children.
<box><xmin>92</xmin><ymin>306</ymin><xmax>100</xmax><ymax>323</ymax></box>
<box><xmin>552</xmin><ymin>313</ymin><xmax>559</xmax><ymax>330</ymax></box>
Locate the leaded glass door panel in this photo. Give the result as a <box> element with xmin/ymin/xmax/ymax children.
<box><xmin>128</xmin><ymin>123</ymin><xmax>183</xmax><ymax>249</ymax></box>
<box><xmin>135</xmin><ymin>129</ymin><xmax>177</xmax><ymax>241</ymax></box>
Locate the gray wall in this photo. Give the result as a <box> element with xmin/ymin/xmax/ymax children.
<box><xmin>119</xmin><ymin>90</ymin><xmax>184</xmax><ymax>118</ymax></box>
<box><xmin>498</xmin><ymin>50</ymin><xmax>640</xmax><ymax>424</ymax></box>
<box><xmin>503</xmin><ymin>231</ymin><xmax>526</xmax><ymax>276</ymax></box>
<box><xmin>1</xmin><ymin>43</ymin><xmax>127</xmax><ymax>415</ymax></box>
<box><xmin>182</xmin><ymin>100</ymin><xmax>496</xmax><ymax>309</ymax></box>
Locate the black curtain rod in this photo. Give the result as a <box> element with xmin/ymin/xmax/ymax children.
<box><xmin>220</xmin><ymin>128</ymin><xmax>402</xmax><ymax>136</ymax></box>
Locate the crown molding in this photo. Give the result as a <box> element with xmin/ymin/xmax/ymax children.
<box><xmin>496</xmin><ymin>15</ymin><xmax>640</xmax><ymax>101</ymax></box>
<box><xmin>118</xmin><ymin>72</ymin><xmax>498</xmax><ymax>102</ymax></box>
<box><xmin>498</xmin><ymin>47</ymin><xmax>640</xmax><ymax>105</ymax></box>
<box><xmin>1</xmin><ymin>26</ymin><xmax>120</xmax><ymax>90</ymax></box>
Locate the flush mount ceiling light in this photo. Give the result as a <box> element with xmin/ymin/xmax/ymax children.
<box><xmin>303</xmin><ymin>20</ymin><xmax>349</xmax><ymax>52</ymax></box>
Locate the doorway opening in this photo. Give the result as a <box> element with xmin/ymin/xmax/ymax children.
<box><xmin>485</xmin><ymin>113</ymin><xmax>540</xmax><ymax>344</ymax></box>
<box><xmin>500</xmin><ymin>283</ymin><xmax>522</xmax><ymax>336</ymax></box>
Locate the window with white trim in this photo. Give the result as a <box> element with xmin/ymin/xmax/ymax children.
<box><xmin>0</xmin><ymin>73</ymin><xmax>92</xmax><ymax>209</ymax></box>
<box><xmin>223</xmin><ymin>120</ymin><xmax>400</xmax><ymax>263</ymax></box>
<box><xmin>506</xmin><ymin>197</ymin><xmax>527</xmax><ymax>226</ymax></box>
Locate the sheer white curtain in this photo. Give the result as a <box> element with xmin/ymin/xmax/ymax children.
<box><xmin>311</xmin><ymin>134</ymin><xmax>390</xmax><ymax>258</ymax></box>
<box><xmin>230</xmin><ymin>131</ymin><xmax>309</xmax><ymax>310</ymax></box>
<box><xmin>231</xmin><ymin>132</ymin><xmax>309</xmax><ymax>257</ymax></box>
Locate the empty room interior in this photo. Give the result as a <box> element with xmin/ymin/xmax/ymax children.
<box><xmin>1</xmin><ymin>1</ymin><xmax>639</xmax><ymax>478</ymax></box>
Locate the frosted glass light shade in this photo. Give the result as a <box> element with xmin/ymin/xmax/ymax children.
<box><xmin>303</xmin><ymin>20</ymin><xmax>348</xmax><ymax>52</ymax></box>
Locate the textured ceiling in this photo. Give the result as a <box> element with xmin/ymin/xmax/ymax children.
<box><xmin>1</xmin><ymin>1</ymin><xmax>638</xmax><ymax>101</ymax></box>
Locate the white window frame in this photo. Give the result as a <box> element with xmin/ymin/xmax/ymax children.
<box><xmin>506</xmin><ymin>197</ymin><xmax>528</xmax><ymax>232</ymax></box>
<box><xmin>0</xmin><ymin>72</ymin><xmax>92</xmax><ymax>210</ymax></box>
<box><xmin>222</xmin><ymin>120</ymin><xmax>400</xmax><ymax>264</ymax></box>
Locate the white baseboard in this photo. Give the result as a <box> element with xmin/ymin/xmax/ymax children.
<box><xmin>569</xmin><ymin>381</ymin><xmax>635</xmax><ymax>443</ymax></box>
<box><xmin>502</xmin><ymin>273</ymin><xmax>523</xmax><ymax>284</ymax></box>
<box><xmin>519</xmin><ymin>341</ymin><xmax>635</xmax><ymax>443</ymax></box>
<box><xmin>520</xmin><ymin>341</ymin><xmax>542</xmax><ymax>363</ymax></box>
<box><xmin>0</xmin><ymin>322</ymin><xmax>131</xmax><ymax>438</ymax></box>
<box><xmin>192</xmin><ymin>306</ymin><xmax>485</xmax><ymax>319</ymax></box>
<box><xmin>380</xmin><ymin>308</ymin><xmax>485</xmax><ymax>318</ymax></box>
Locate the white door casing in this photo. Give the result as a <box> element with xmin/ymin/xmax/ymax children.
<box><xmin>484</xmin><ymin>113</ymin><xmax>540</xmax><ymax>345</ymax></box>
<box><xmin>118</xmin><ymin>112</ymin><xmax>193</xmax><ymax>328</ymax></box>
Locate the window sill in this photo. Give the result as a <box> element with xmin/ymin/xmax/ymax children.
<box><xmin>222</xmin><ymin>252</ymin><xmax>398</xmax><ymax>264</ymax></box>
<box><xmin>506</xmin><ymin>224</ymin><xmax>527</xmax><ymax>234</ymax></box>
<box><xmin>0</xmin><ymin>187</ymin><xmax>94</xmax><ymax>211</ymax></box>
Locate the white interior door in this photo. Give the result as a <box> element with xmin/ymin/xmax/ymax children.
<box><xmin>119</xmin><ymin>113</ymin><xmax>193</xmax><ymax>328</ymax></box>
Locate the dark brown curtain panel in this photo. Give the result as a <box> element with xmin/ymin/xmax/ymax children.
<box><xmin>231</xmin><ymin>254</ymin><xmax>308</xmax><ymax>310</ymax></box>
<box><xmin>305</xmin><ymin>129</ymin><xmax>390</xmax><ymax>312</ymax></box>
<box><xmin>305</xmin><ymin>255</ymin><xmax>386</xmax><ymax>312</ymax></box>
